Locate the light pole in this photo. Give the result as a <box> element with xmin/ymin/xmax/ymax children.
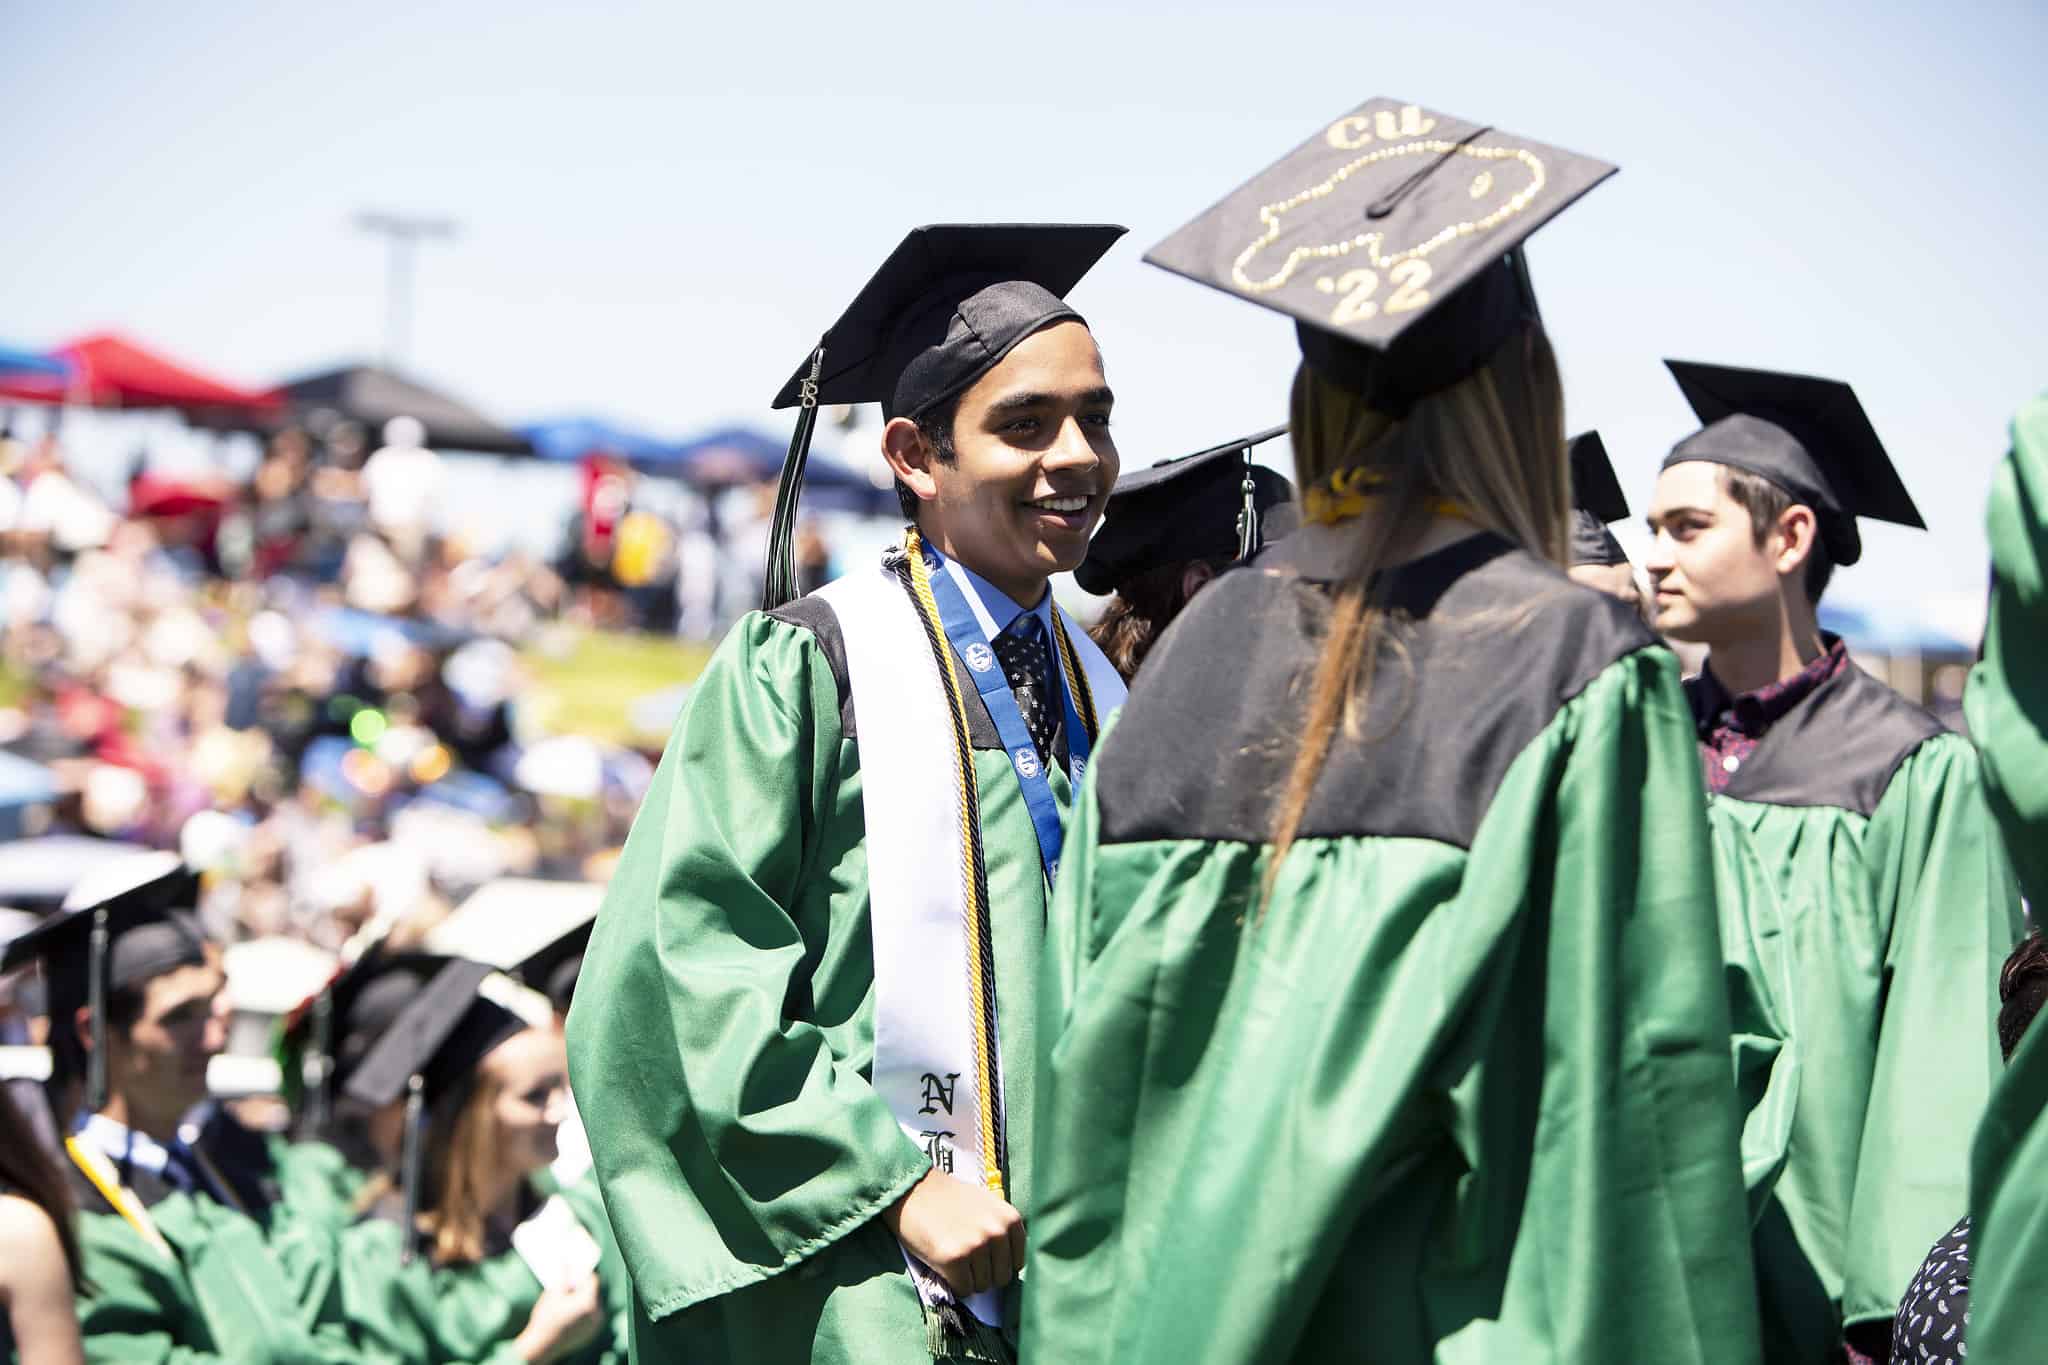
<box><xmin>354</xmin><ymin>211</ymin><xmax>458</xmax><ymax>369</ymax></box>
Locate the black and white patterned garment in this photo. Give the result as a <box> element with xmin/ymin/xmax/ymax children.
<box><xmin>1892</xmin><ymin>1215</ymin><xmax>1972</xmax><ymax>1363</ymax></box>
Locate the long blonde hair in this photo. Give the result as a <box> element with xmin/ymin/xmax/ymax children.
<box><xmin>1263</xmin><ymin>325</ymin><xmax>1568</xmax><ymax>902</ymax></box>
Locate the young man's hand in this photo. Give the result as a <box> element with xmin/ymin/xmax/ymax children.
<box><xmin>882</xmin><ymin>1167</ymin><xmax>1026</xmax><ymax>1296</ymax></box>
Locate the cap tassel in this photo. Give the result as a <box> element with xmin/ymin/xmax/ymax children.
<box><xmin>87</xmin><ymin>907</ymin><xmax>109</xmax><ymax>1114</ymax></box>
<box><xmin>1236</xmin><ymin>449</ymin><xmax>1261</xmax><ymax>561</ymax></box>
<box><xmin>398</xmin><ymin>1072</ymin><xmax>426</xmax><ymax>1265</ymax></box>
<box><xmin>762</xmin><ymin>346</ymin><xmax>826</xmax><ymax>610</ymax></box>
<box><xmin>306</xmin><ymin>989</ymin><xmax>334</xmax><ymax>1133</ymax></box>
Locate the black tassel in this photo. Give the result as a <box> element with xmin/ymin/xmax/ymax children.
<box><xmin>398</xmin><ymin>1073</ymin><xmax>425</xmax><ymax>1264</ymax></box>
<box><xmin>87</xmin><ymin>908</ymin><xmax>109</xmax><ymax>1114</ymax></box>
<box><xmin>762</xmin><ymin>346</ymin><xmax>826</xmax><ymax>610</ymax></box>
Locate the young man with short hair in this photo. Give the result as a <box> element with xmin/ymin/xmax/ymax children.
<box><xmin>1644</xmin><ymin>361</ymin><xmax>2024</xmax><ymax>1362</ymax></box>
<box><xmin>3</xmin><ymin>853</ymin><xmax>356</xmax><ymax>1362</ymax></box>
<box><xmin>567</xmin><ymin>224</ymin><xmax>1128</xmax><ymax>1364</ymax></box>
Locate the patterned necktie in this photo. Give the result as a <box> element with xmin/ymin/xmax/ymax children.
<box><xmin>995</xmin><ymin>614</ymin><xmax>1058</xmax><ymax>761</ymax></box>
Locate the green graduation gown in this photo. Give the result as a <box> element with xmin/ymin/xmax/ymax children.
<box><xmin>565</xmin><ymin>598</ymin><xmax>1078</xmax><ymax>1363</ymax></box>
<box><xmin>332</xmin><ymin>1172</ymin><xmax>632</xmax><ymax>1364</ymax></box>
<box><xmin>64</xmin><ymin>1140</ymin><xmax>356</xmax><ymax>1364</ymax></box>
<box><xmin>1695</xmin><ymin>650</ymin><xmax>2024</xmax><ymax>1355</ymax></box>
<box><xmin>1961</xmin><ymin>392</ymin><xmax>2048</xmax><ymax>1361</ymax></box>
<box><xmin>1023</xmin><ymin>532</ymin><xmax>1763</xmax><ymax>1364</ymax></box>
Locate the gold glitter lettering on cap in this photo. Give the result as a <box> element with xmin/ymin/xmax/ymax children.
<box><xmin>1232</xmin><ymin>136</ymin><xmax>1547</xmax><ymax>296</ymax></box>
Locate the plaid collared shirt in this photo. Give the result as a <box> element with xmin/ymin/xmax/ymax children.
<box><xmin>1690</xmin><ymin>637</ymin><xmax>1851</xmax><ymax>793</ymax></box>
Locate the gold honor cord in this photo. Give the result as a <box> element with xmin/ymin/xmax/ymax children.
<box><xmin>898</xmin><ymin>530</ymin><xmax>1007</xmax><ymax>1198</ymax></box>
<box><xmin>1049</xmin><ymin>611</ymin><xmax>1100</xmax><ymax>751</ymax></box>
<box><xmin>66</xmin><ymin>1137</ymin><xmax>174</xmax><ymax>1259</ymax></box>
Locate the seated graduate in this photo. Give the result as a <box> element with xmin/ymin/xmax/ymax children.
<box><xmin>1948</xmin><ymin>390</ymin><xmax>2048</xmax><ymax>1362</ymax></box>
<box><xmin>271</xmin><ymin>943</ymin><xmax>461</xmax><ymax>1230</ymax></box>
<box><xmin>1077</xmin><ymin>425</ymin><xmax>1295</xmax><ymax>679</ymax></box>
<box><xmin>1564</xmin><ymin>429</ymin><xmax>1640</xmax><ymax>611</ymax></box>
<box><xmin>1022</xmin><ymin>98</ymin><xmax>1762</xmax><ymax>1364</ymax></box>
<box><xmin>0</xmin><ymin>852</ymin><xmax>356</xmax><ymax>1362</ymax></box>
<box><xmin>336</xmin><ymin>957</ymin><xmax>627</xmax><ymax>1365</ymax></box>
<box><xmin>565</xmin><ymin>224</ymin><xmax>1129</xmax><ymax>1364</ymax></box>
<box><xmin>1642</xmin><ymin>361</ymin><xmax>2024</xmax><ymax>1360</ymax></box>
<box><xmin>0</xmin><ymin>1083</ymin><xmax>85</xmax><ymax>1365</ymax></box>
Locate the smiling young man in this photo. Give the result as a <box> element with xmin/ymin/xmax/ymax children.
<box><xmin>1</xmin><ymin>852</ymin><xmax>357</xmax><ymax>1362</ymax></box>
<box><xmin>566</xmin><ymin>224</ymin><xmax>1128</xmax><ymax>1365</ymax></box>
<box><xmin>1643</xmin><ymin>361</ymin><xmax>2023</xmax><ymax>1363</ymax></box>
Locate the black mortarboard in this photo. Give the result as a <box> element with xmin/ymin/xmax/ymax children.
<box><xmin>512</xmin><ymin>920</ymin><xmax>592</xmax><ymax>1018</ymax></box>
<box><xmin>1661</xmin><ymin>360</ymin><xmax>1924</xmax><ymax>567</ymax></box>
<box><xmin>1569</xmin><ymin>430</ymin><xmax>1631</xmax><ymax>567</ymax></box>
<box><xmin>760</xmin><ymin>224</ymin><xmax>1125</xmax><ymax>608</ymax></box>
<box><xmin>0</xmin><ymin>853</ymin><xmax>205</xmax><ymax>1111</ymax></box>
<box><xmin>274</xmin><ymin>946</ymin><xmax>451</xmax><ymax>1126</ymax></box>
<box><xmin>341</xmin><ymin>957</ymin><xmax>527</xmax><ymax>1262</ymax></box>
<box><xmin>1073</xmin><ymin>425</ymin><xmax>1294</xmax><ymax>595</ymax></box>
<box><xmin>1146</xmin><ymin>99</ymin><xmax>1615</xmax><ymax>416</ymax></box>
<box><xmin>341</xmin><ymin>958</ymin><xmax>524</xmax><ymax>1113</ymax></box>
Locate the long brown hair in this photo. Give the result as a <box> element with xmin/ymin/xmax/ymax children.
<box><xmin>1087</xmin><ymin>559</ymin><xmax>1222</xmax><ymax>681</ymax></box>
<box><xmin>0</xmin><ymin>1084</ymin><xmax>84</xmax><ymax>1293</ymax></box>
<box><xmin>421</xmin><ymin>1058</ymin><xmax>521</xmax><ymax>1267</ymax></box>
<box><xmin>1263</xmin><ymin>325</ymin><xmax>1568</xmax><ymax>903</ymax></box>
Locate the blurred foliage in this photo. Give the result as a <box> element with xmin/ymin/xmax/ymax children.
<box><xmin>519</xmin><ymin>627</ymin><xmax>710</xmax><ymax>747</ymax></box>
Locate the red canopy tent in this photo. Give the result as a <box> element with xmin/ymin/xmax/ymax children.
<box><xmin>0</xmin><ymin>332</ymin><xmax>280</xmax><ymax>416</ymax></box>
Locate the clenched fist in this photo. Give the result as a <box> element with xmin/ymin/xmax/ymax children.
<box><xmin>882</xmin><ymin>1167</ymin><xmax>1026</xmax><ymax>1297</ymax></box>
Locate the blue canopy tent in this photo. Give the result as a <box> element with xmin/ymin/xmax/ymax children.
<box><xmin>669</xmin><ymin>425</ymin><xmax>893</xmax><ymax>514</ymax></box>
<box><xmin>0</xmin><ymin>342</ymin><xmax>69</xmax><ymax>380</ymax></box>
<box><xmin>520</xmin><ymin>416</ymin><xmax>682</xmax><ymax>467</ymax></box>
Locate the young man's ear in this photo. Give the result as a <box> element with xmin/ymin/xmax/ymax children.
<box><xmin>1771</xmin><ymin>504</ymin><xmax>1820</xmax><ymax>580</ymax></box>
<box><xmin>881</xmin><ymin>417</ymin><xmax>941</xmax><ymax>509</ymax></box>
<box><xmin>73</xmin><ymin>1004</ymin><xmax>94</xmax><ymax>1054</ymax></box>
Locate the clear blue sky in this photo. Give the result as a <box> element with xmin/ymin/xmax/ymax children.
<box><xmin>2</xmin><ymin>0</ymin><xmax>2042</xmax><ymax>619</ymax></box>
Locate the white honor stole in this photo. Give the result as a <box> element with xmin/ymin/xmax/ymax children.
<box><xmin>813</xmin><ymin>555</ymin><xmax>1123</xmax><ymax>1329</ymax></box>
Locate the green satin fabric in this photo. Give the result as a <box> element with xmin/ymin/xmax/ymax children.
<box><xmin>331</xmin><ymin>1174</ymin><xmax>631</xmax><ymax>1365</ymax></box>
<box><xmin>1964</xmin><ymin>392</ymin><xmax>2048</xmax><ymax>1361</ymax></box>
<box><xmin>73</xmin><ymin>1192</ymin><xmax>356</xmax><ymax>1364</ymax></box>
<box><xmin>1023</xmin><ymin>647</ymin><xmax>1761</xmax><ymax>1364</ymax></box>
<box><xmin>565</xmin><ymin>611</ymin><xmax>1065</xmax><ymax>1362</ymax></box>
<box><xmin>267</xmin><ymin>1136</ymin><xmax>368</xmax><ymax>1235</ymax></box>
<box><xmin>1711</xmin><ymin>734</ymin><xmax>2022</xmax><ymax>1355</ymax></box>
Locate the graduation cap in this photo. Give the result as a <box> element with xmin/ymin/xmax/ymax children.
<box><xmin>423</xmin><ymin>878</ymin><xmax>602</xmax><ymax>1018</ymax></box>
<box><xmin>1569</xmin><ymin>431</ymin><xmax>1631</xmax><ymax>568</ymax></box>
<box><xmin>273</xmin><ymin>945</ymin><xmax>453</xmax><ymax>1130</ymax></box>
<box><xmin>341</xmin><ymin>957</ymin><xmax>527</xmax><ymax>1261</ymax></box>
<box><xmin>1145</xmin><ymin>98</ymin><xmax>1615</xmax><ymax>416</ymax></box>
<box><xmin>759</xmin><ymin>224</ymin><xmax>1126</xmax><ymax>608</ymax></box>
<box><xmin>0</xmin><ymin>851</ymin><xmax>205</xmax><ymax>1113</ymax></box>
<box><xmin>1661</xmin><ymin>360</ymin><xmax>1923</xmax><ymax>567</ymax></box>
<box><xmin>1073</xmin><ymin>424</ymin><xmax>1294</xmax><ymax>596</ymax></box>
<box><xmin>512</xmin><ymin>919</ymin><xmax>592</xmax><ymax>1018</ymax></box>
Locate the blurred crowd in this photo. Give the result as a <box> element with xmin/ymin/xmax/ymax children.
<box><xmin>0</xmin><ymin>411</ymin><xmax>838</xmax><ymax>957</ymax></box>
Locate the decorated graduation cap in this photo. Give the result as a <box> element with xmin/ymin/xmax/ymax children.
<box><xmin>273</xmin><ymin>945</ymin><xmax>452</xmax><ymax>1131</ymax></box>
<box><xmin>342</xmin><ymin>957</ymin><xmax>528</xmax><ymax>1261</ymax></box>
<box><xmin>1146</xmin><ymin>98</ymin><xmax>1615</xmax><ymax>416</ymax></box>
<box><xmin>1661</xmin><ymin>360</ymin><xmax>1923</xmax><ymax>567</ymax></box>
<box><xmin>760</xmin><ymin>223</ymin><xmax>1126</xmax><ymax>608</ymax></box>
<box><xmin>0</xmin><ymin>851</ymin><xmax>204</xmax><ymax>1112</ymax></box>
<box><xmin>1569</xmin><ymin>431</ymin><xmax>1631</xmax><ymax>568</ymax></box>
<box><xmin>1074</xmin><ymin>424</ymin><xmax>1294</xmax><ymax>596</ymax></box>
